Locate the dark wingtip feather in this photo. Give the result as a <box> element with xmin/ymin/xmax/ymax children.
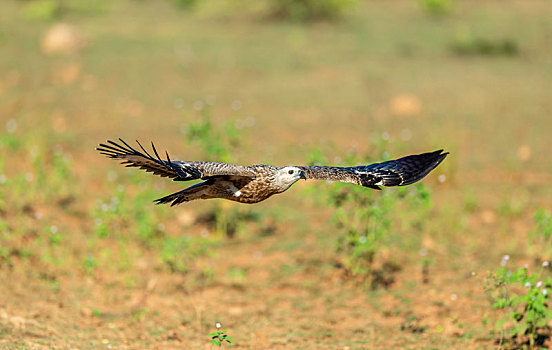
<box><xmin>154</xmin><ymin>192</ymin><xmax>188</xmax><ymax>207</ymax></box>
<box><xmin>362</xmin><ymin>149</ymin><xmax>448</xmax><ymax>188</ymax></box>
<box><xmin>397</xmin><ymin>149</ymin><xmax>448</xmax><ymax>186</ymax></box>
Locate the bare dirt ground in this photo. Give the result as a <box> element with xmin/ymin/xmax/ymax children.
<box><xmin>1</xmin><ymin>0</ymin><xmax>551</xmax><ymax>348</ymax></box>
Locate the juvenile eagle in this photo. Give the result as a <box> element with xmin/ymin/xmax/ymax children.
<box><xmin>97</xmin><ymin>139</ymin><xmax>448</xmax><ymax>206</ymax></box>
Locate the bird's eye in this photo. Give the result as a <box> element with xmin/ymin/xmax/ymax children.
<box><xmin>288</xmin><ymin>170</ymin><xmax>294</xmax><ymax>174</ymax></box>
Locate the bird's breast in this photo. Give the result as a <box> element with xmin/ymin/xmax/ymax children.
<box><xmin>232</xmin><ymin>178</ymin><xmax>279</xmax><ymax>204</ymax></box>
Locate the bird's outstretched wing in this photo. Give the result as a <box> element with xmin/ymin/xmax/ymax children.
<box><xmin>97</xmin><ymin>139</ymin><xmax>256</xmax><ymax>181</ymax></box>
<box><xmin>298</xmin><ymin>150</ymin><xmax>448</xmax><ymax>190</ymax></box>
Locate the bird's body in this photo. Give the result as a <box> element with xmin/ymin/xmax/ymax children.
<box><xmin>159</xmin><ymin>165</ymin><xmax>287</xmax><ymax>204</ymax></box>
<box><xmin>97</xmin><ymin>139</ymin><xmax>448</xmax><ymax>206</ymax></box>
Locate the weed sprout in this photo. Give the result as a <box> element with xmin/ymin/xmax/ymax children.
<box><xmin>485</xmin><ymin>255</ymin><xmax>552</xmax><ymax>348</ymax></box>
<box><xmin>209</xmin><ymin>323</ymin><xmax>232</xmax><ymax>349</ymax></box>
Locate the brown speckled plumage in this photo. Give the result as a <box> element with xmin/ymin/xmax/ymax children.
<box><xmin>97</xmin><ymin>139</ymin><xmax>448</xmax><ymax>206</ymax></box>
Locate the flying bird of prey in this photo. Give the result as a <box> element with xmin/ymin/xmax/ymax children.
<box><xmin>97</xmin><ymin>139</ymin><xmax>448</xmax><ymax>206</ymax></box>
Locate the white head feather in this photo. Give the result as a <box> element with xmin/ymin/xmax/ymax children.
<box><xmin>274</xmin><ymin>166</ymin><xmax>306</xmax><ymax>191</ymax></box>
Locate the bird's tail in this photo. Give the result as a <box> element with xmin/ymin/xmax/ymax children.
<box><xmin>154</xmin><ymin>180</ymin><xmax>213</xmax><ymax>206</ymax></box>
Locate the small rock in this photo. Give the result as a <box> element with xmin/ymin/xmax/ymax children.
<box><xmin>80</xmin><ymin>307</ymin><xmax>93</xmax><ymax>317</ymax></box>
<box><xmin>481</xmin><ymin>210</ymin><xmax>496</xmax><ymax>224</ymax></box>
<box><xmin>41</xmin><ymin>23</ymin><xmax>85</xmax><ymax>55</ymax></box>
<box><xmin>389</xmin><ymin>94</ymin><xmax>423</xmax><ymax>117</ymax></box>
<box><xmin>517</xmin><ymin>145</ymin><xmax>531</xmax><ymax>162</ymax></box>
<box><xmin>228</xmin><ymin>306</ymin><xmax>243</xmax><ymax>316</ymax></box>
<box><xmin>177</xmin><ymin>210</ymin><xmax>195</xmax><ymax>226</ymax></box>
<box><xmin>167</xmin><ymin>331</ymin><xmax>181</xmax><ymax>341</ymax></box>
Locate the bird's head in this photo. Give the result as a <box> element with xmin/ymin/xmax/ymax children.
<box><xmin>275</xmin><ymin>166</ymin><xmax>307</xmax><ymax>191</ymax></box>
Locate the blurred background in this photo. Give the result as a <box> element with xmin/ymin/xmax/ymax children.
<box><xmin>1</xmin><ymin>0</ymin><xmax>551</xmax><ymax>348</ymax></box>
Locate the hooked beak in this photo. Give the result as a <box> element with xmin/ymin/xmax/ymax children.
<box><xmin>299</xmin><ymin>171</ymin><xmax>307</xmax><ymax>180</ymax></box>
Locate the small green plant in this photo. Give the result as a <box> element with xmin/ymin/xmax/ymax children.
<box><xmin>184</xmin><ymin>105</ymin><xmax>238</xmax><ymax>164</ymax></box>
<box><xmin>0</xmin><ymin>218</ymin><xmax>12</xmax><ymax>267</ymax></box>
<box><xmin>269</xmin><ymin>0</ymin><xmax>357</xmax><ymax>21</ymax></box>
<box><xmin>132</xmin><ymin>190</ymin><xmax>164</xmax><ymax>244</ymax></box>
<box><xmin>227</xmin><ymin>267</ymin><xmax>247</xmax><ymax>285</ymax></box>
<box><xmin>92</xmin><ymin>187</ymin><xmax>126</xmax><ymax>239</ymax></box>
<box><xmin>20</xmin><ymin>0</ymin><xmax>109</xmax><ymax>20</ymax></box>
<box><xmin>92</xmin><ymin>185</ymin><xmax>166</xmax><ymax>244</ymax></box>
<box><xmin>21</xmin><ymin>0</ymin><xmax>61</xmax><ymax>21</ymax></box>
<box><xmin>419</xmin><ymin>248</ymin><xmax>434</xmax><ymax>284</ymax></box>
<box><xmin>326</xmin><ymin>149</ymin><xmax>397</xmax><ymax>287</ymax></box>
<box><xmin>0</xmin><ymin>127</ymin><xmax>23</xmax><ymax>151</ymax></box>
<box><xmin>209</xmin><ymin>323</ymin><xmax>232</xmax><ymax>349</ymax></box>
<box><xmin>83</xmin><ymin>254</ymin><xmax>98</xmax><ymax>275</ymax></box>
<box><xmin>485</xmin><ymin>256</ymin><xmax>552</xmax><ymax>349</ymax></box>
<box><xmin>173</xmin><ymin>0</ymin><xmax>198</xmax><ymax>10</ymax></box>
<box><xmin>419</xmin><ymin>0</ymin><xmax>454</xmax><ymax>16</ymax></box>
<box><xmin>531</xmin><ymin>209</ymin><xmax>552</xmax><ymax>260</ymax></box>
<box><xmin>27</xmin><ymin>145</ymin><xmax>76</xmax><ymax>203</ymax></box>
<box><xmin>160</xmin><ymin>235</ymin><xmax>216</xmax><ymax>274</ymax></box>
<box><xmin>451</xmin><ymin>33</ymin><xmax>519</xmax><ymax>57</ymax></box>
<box><xmin>331</xmin><ymin>181</ymin><xmax>395</xmax><ymax>276</ymax></box>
